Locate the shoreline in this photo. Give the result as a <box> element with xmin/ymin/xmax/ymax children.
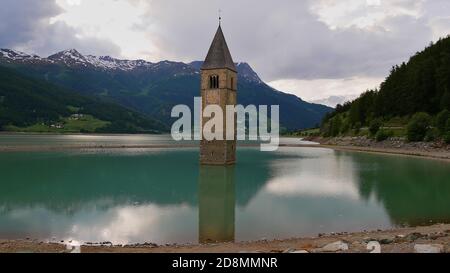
<box><xmin>1</xmin><ymin>133</ymin><xmax>449</xmax><ymax>162</ymax></box>
<box><xmin>318</xmin><ymin>144</ymin><xmax>450</xmax><ymax>162</ymax></box>
<box><xmin>309</xmin><ymin>136</ymin><xmax>450</xmax><ymax>162</ymax></box>
<box><xmin>1</xmin><ymin>224</ymin><xmax>449</xmax><ymax>253</ymax></box>
<box><xmin>1</xmin><ymin>142</ymin><xmax>449</xmax><ymax>162</ymax></box>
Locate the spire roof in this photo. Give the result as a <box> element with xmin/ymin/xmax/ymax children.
<box><xmin>202</xmin><ymin>25</ymin><xmax>237</xmax><ymax>72</ymax></box>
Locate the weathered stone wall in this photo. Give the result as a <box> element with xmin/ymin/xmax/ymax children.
<box><xmin>200</xmin><ymin>68</ymin><xmax>237</xmax><ymax>165</ymax></box>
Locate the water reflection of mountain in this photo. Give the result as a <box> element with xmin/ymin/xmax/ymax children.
<box><xmin>0</xmin><ymin>149</ymin><xmax>273</xmax><ymax>211</ymax></box>
<box><xmin>348</xmin><ymin>151</ymin><xmax>450</xmax><ymax>226</ymax></box>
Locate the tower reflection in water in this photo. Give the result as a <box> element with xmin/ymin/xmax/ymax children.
<box><xmin>198</xmin><ymin>166</ymin><xmax>236</xmax><ymax>244</ymax></box>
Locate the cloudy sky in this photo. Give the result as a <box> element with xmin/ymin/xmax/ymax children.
<box><xmin>1</xmin><ymin>0</ymin><xmax>449</xmax><ymax>104</ymax></box>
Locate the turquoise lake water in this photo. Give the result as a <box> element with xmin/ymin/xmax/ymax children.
<box><xmin>0</xmin><ymin>134</ymin><xmax>449</xmax><ymax>245</ymax></box>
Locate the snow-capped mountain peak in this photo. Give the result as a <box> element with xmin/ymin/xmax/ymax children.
<box><xmin>61</xmin><ymin>48</ymin><xmax>83</xmax><ymax>56</ymax></box>
<box><xmin>0</xmin><ymin>48</ymin><xmax>261</xmax><ymax>80</ymax></box>
<box><xmin>48</xmin><ymin>49</ymin><xmax>89</xmax><ymax>66</ymax></box>
<box><xmin>84</xmin><ymin>55</ymin><xmax>154</xmax><ymax>71</ymax></box>
<box><xmin>0</xmin><ymin>48</ymin><xmax>42</xmax><ymax>62</ymax></box>
<box><xmin>44</xmin><ymin>49</ymin><xmax>158</xmax><ymax>70</ymax></box>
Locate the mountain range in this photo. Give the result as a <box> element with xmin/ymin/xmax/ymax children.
<box><xmin>0</xmin><ymin>48</ymin><xmax>332</xmax><ymax>133</ymax></box>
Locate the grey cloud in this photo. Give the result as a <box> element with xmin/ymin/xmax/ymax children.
<box><xmin>136</xmin><ymin>0</ymin><xmax>445</xmax><ymax>81</ymax></box>
<box><xmin>0</xmin><ymin>0</ymin><xmax>120</xmax><ymax>57</ymax></box>
<box><xmin>0</xmin><ymin>0</ymin><xmax>61</xmax><ymax>47</ymax></box>
<box><xmin>22</xmin><ymin>21</ymin><xmax>121</xmax><ymax>57</ymax></box>
<box><xmin>0</xmin><ymin>0</ymin><xmax>447</xmax><ymax>82</ymax></box>
<box><xmin>423</xmin><ymin>0</ymin><xmax>450</xmax><ymax>18</ymax></box>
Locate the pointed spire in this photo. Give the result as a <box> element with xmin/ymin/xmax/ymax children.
<box><xmin>202</xmin><ymin>25</ymin><xmax>237</xmax><ymax>72</ymax></box>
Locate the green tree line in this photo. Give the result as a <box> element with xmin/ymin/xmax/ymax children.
<box><xmin>322</xmin><ymin>35</ymin><xmax>450</xmax><ymax>143</ymax></box>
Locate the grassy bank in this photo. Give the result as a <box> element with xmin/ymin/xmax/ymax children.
<box><xmin>4</xmin><ymin>115</ymin><xmax>110</xmax><ymax>133</ymax></box>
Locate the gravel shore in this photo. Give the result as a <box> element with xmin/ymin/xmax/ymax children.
<box><xmin>1</xmin><ymin>224</ymin><xmax>449</xmax><ymax>253</ymax></box>
<box><xmin>305</xmin><ymin>136</ymin><xmax>450</xmax><ymax>161</ymax></box>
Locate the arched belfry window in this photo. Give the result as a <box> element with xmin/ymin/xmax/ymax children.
<box><xmin>209</xmin><ymin>75</ymin><xmax>219</xmax><ymax>89</ymax></box>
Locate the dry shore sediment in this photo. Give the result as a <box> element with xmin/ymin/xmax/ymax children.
<box><xmin>1</xmin><ymin>224</ymin><xmax>449</xmax><ymax>253</ymax></box>
<box><xmin>305</xmin><ymin>136</ymin><xmax>450</xmax><ymax>162</ymax></box>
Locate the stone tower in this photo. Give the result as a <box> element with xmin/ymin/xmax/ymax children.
<box><xmin>200</xmin><ymin>25</ymin><xmax>237</xmax><ymax>165</ymax></box>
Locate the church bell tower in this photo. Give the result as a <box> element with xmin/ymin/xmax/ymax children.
<box><xmin>200</xmin><ymin>24</ymin><xmax>237</xmax><ymax>165</ymax></box>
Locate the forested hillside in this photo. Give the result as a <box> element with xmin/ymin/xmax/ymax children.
<box><xmin>321</xmin><ymin>36</ymin><xmax>450</xmax><ymax>142</ymax></box>
<box><xmin>0</xmin><ymin>66</ymin><xmax>167</xmax><ymax>133</ymax></box>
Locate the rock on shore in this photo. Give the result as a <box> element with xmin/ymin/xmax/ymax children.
<box><xmin>1</xmin><ymin>224</ymin><xmax>449</xmax><ymax>253</ymax></box>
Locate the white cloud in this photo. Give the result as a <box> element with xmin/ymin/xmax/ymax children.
<box><xmin>310</xmin><ymin>0</ymin><xmax>424</xmax><ymax>30</ymax></box>
<box><xmin>52</xmin><ymin>0</ymin><xmax>155</xmax><ymax>59</ymax></box>
<box><xmin>429</xmin><ymin>17</ymin><xmax>450</xmax><ymax>41</ymax></box>
<box><xmin>1</xmin><ymin>0</ymin><xmax>449</xmax><ymax>100</ymax></box>
<box><xmin>120</xmin><ymin>0</ymin><xmax>445</xmax><ymax>83</ymax></box>
<box><xmin>269</xmin><ymin>76</ymin><xmax>384</xmax><ymax>101</ymax></box>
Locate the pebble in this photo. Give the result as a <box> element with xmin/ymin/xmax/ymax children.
<box><xmin>414</xmin><ymin>244</ymin><xmax>444</xmax><ymax>253</ymax></box>
<box><xmin>351</xmin><ymin>241</ymin><xmax>363</xmax><ymax>247</ymax></box>
<box><xmin>283</xmin><ymin>248</ymin><xmax>295</xmax><ymax>253</ymax></box>
<box><xmin>320</xmin><ymin>241</ymin><xmax>349</xmax><ymax>252</ymax></box>
<box><xmin>363</xmin><ymin>237</ymin><xmax>377</xmax><ymax>243</ymax></box>
<box><xmin>292</xmin><ymin>250</ymin><xmax>309</xmax><ymax>254</ymax></box>
<box><xmin>406</xmin><ymin>232</ymin><xmax>424</xmax><ymax>241</ymax></box>
<box><xmin>427</xmin><ymin>232</ymin><xmax>445</xmax><ymax>240</ymax></box>
<box><xmin>446</xmin><ymin>246</ymin><xmax>450</xmax><ymax>253</ymax></box>
<box><xmin>379</xmin><ymin>238</ymin><xmax>394</xmax><ymax>244</ymax></box>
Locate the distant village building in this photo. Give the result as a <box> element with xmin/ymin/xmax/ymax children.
<box><xmin>69</xmin><ymin>114</ymin><xmax>84</xmax><ymax>120</ymax></box>
<box><xmin>200</xmin><ymin>24</ymin><xmax>237</xmax><ymax>165</ymax></box>
<box><xmin>50</xmin><ymin>123</ymin><xmax>64</xmax><ymax>129</ymax></box>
